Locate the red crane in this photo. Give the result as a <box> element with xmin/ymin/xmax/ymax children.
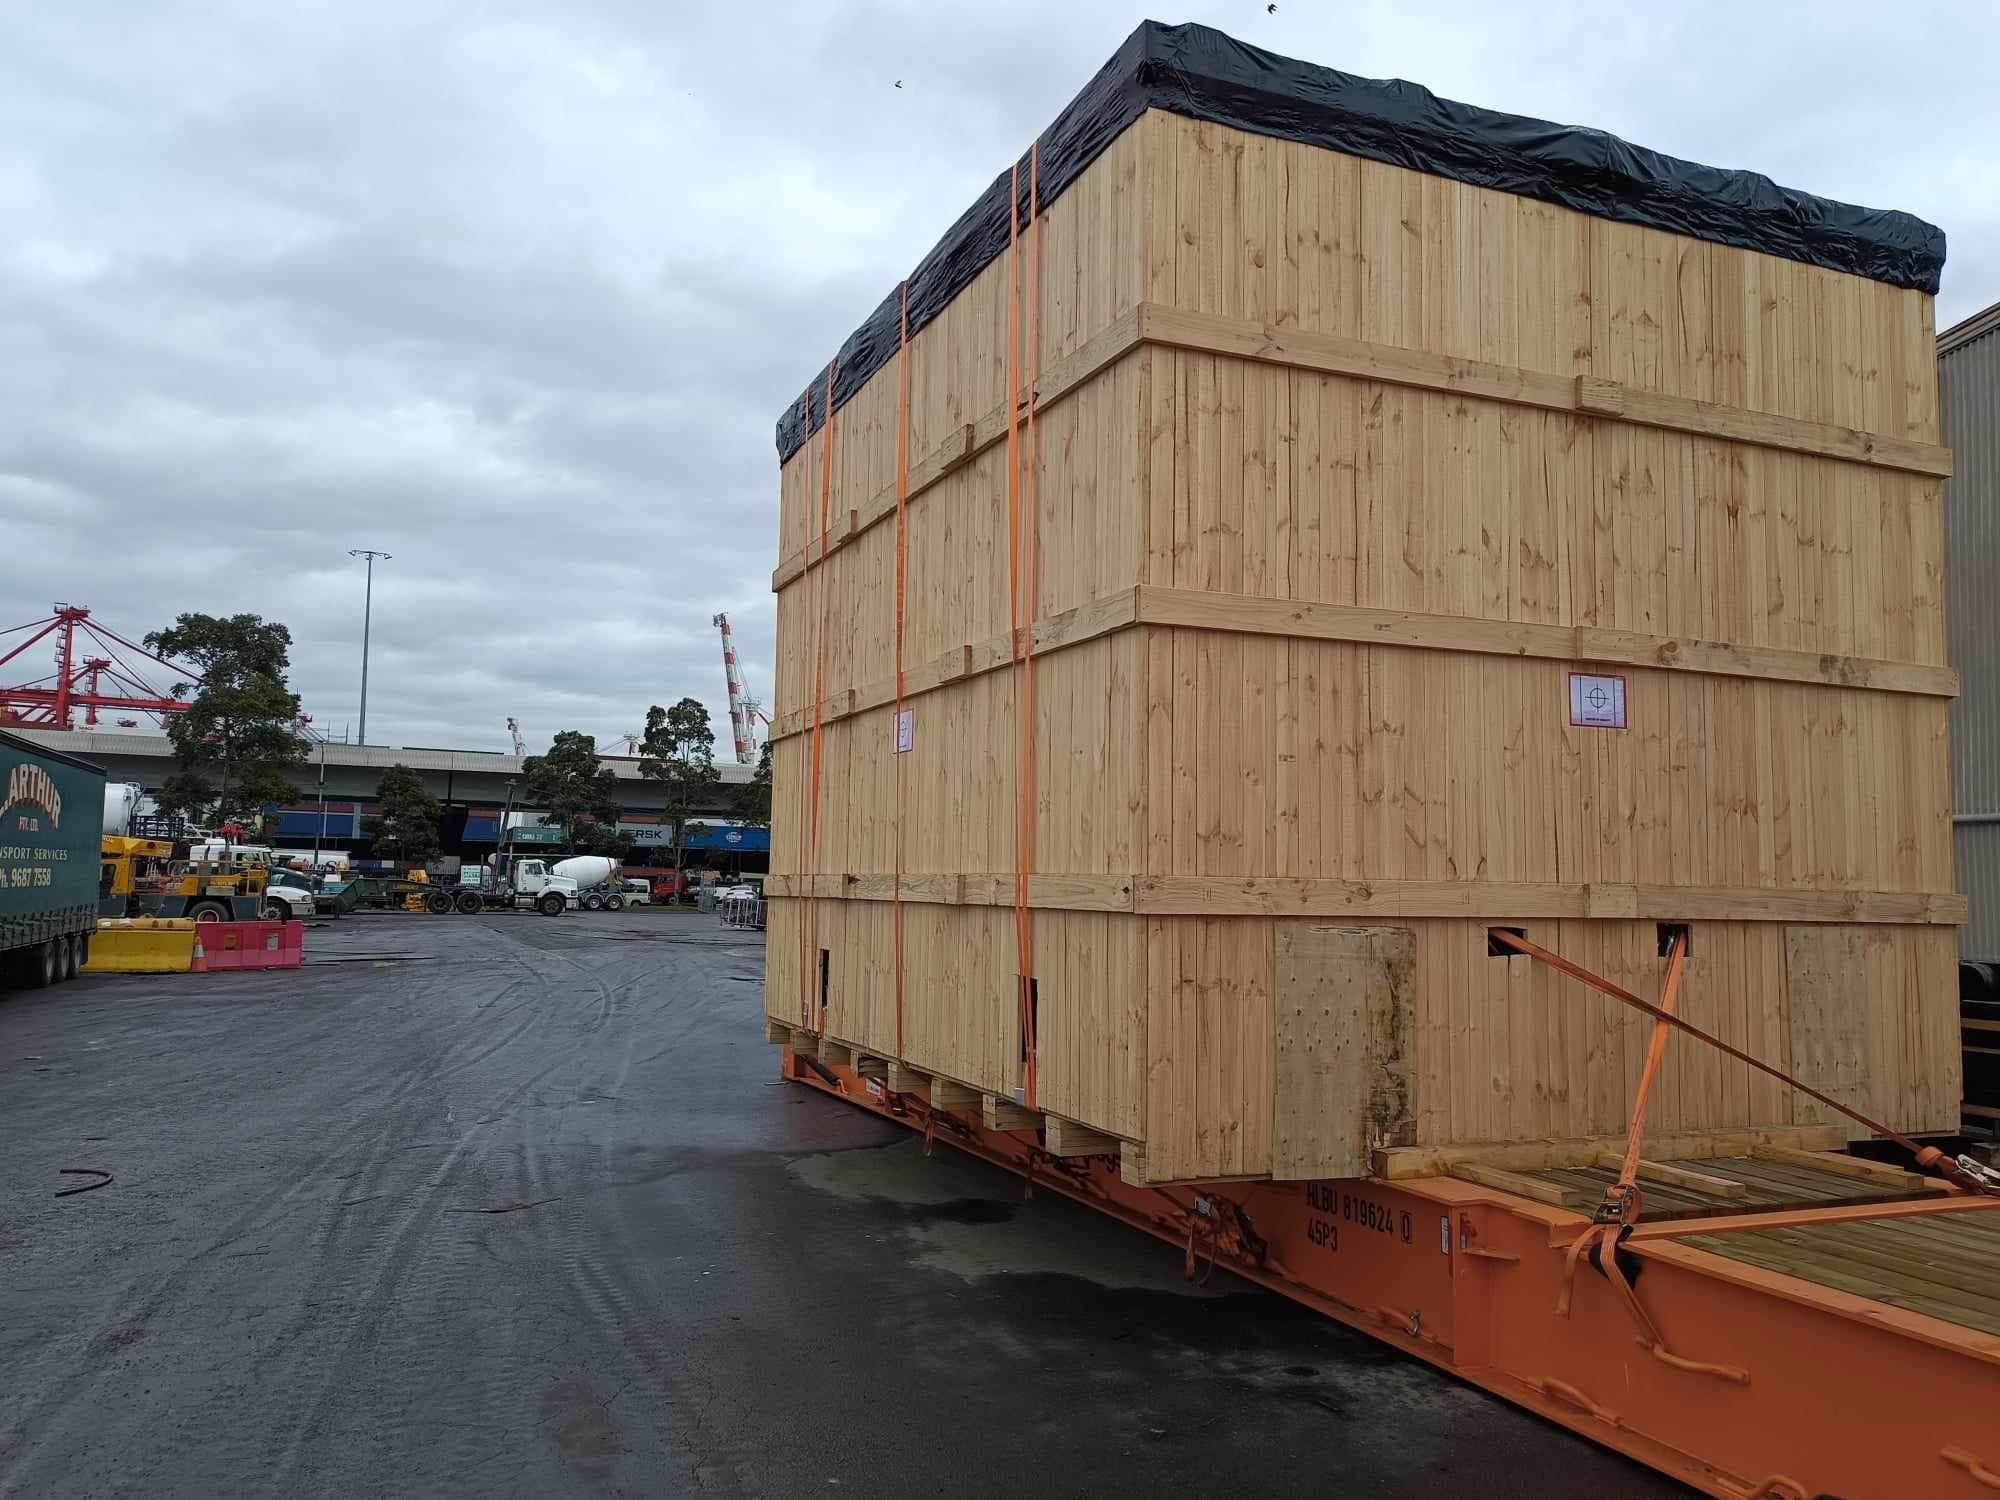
<box><xmin>0</xmin><ymin>603</ymin><xmax>200</xmax><ymax>730</ymax></box>
<box><xmin>712</xmin><ymin>611</ymin><xmax>763</xmax><ymax>764</ymax></box>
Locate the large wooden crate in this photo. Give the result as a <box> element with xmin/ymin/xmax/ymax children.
<box><xmin>765</xmin><ymin>23</ymin><xmax>1961</xmax><ymax>1183</ymax></box>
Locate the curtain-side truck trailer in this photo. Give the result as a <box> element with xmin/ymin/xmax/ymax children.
<box><xmin>0</xmin><ymin>729</ymin><xmax>105</xmax><ymax>989</ymax></box>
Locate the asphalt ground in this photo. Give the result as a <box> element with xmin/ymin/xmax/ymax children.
<box><xmin>0</xmin><ymin>910</ymin><xmax>1685</xmax><ymax>1498</ymax></box>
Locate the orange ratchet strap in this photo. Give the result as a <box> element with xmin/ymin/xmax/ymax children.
<box><xmin>1598</xmin><ymin>928</ymin><xmax>1688</xmax><ymax>1228</ymax></box>
<box><xmin>1005</xmin><ymin>160</ymin><xmax>1022</xmax><ymax>658</ymax></box>
<box><xmin>893</xmin><ymin>281</ymin><xmax>911</xmax><ymax>1059</ymax></box>
<box><xmin>804</xmin><ymin>362</ymin><xmax>835</xmax><ymax>1028</ymax></box>
<box><xmin>1531</xmin><ymin>928</ymin><xmax>1748</xmax><ymax>1383</ymax></box>
<box><xmin>792</xmin><ymin>386</ymin><xmax>815</xmax><ymax>1027</ymax></box>
<box><xmin>1488</xmin><ymin>926</ymin><xmax>2000</xmax><ymax>1197</ymax></box>
<box><xmin>1011</xmin><ymin>144</ymin><xmax>1042</xmax><ymax>1108</ymax></box>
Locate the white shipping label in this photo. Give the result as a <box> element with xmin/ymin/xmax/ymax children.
<box><xmin>1568</xmin><ymin>672</ymin><xmax>1627</xmax><ymax>730</ymax></box>
<box><xmin>894</xmin><ymin>707</ymin><xmax>914</xmax><ymax>754</ymax></box>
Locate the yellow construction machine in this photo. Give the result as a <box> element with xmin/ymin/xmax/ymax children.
<box><xmin>99</xmin><ymin>836</ymin><xmax>271</xmax><ymax>922</ymax></box>
<box><xmin>98</xmin><ymin>835</ymin><xmax>175</xmax><ymax>918</ymax></box>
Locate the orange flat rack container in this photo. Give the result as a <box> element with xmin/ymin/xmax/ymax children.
<box><xmin>770</xmin><ymin>1024</ymin><xmax>2000</xmax><ymax>1499</ymax></box>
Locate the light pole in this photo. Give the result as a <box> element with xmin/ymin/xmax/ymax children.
<box><xmin>349</xmin><ymin>548</ymin><xmax>391</xmax><ymax>745</ymax></box>
<box><xmin>498</xmin><ymin>778</ymin><xmax>518</xmax><ymax>884</ymax></box>
<box><xmin>293</xmin><ymin>716</ymin><xmax>331</xmax><ymax>870</ymax></box>
<box><xmin>500</xmin><ymin>778</ymin><xmax>517</xmax><ymax>855</ymax></box>
<box><xmin>311</xmin><ymin>730</ymin><xmax>327</xmax><ymax>867</ymax></box>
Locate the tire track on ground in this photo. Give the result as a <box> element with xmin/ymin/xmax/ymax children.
<box><xmin>1</xmin><ymin>913</ymin><xmax>751</xmax><ymax>1497</ymax></box>
<box><xmin>0</xmin><ymin>945</ymin><xmax>495</xmax><ymax>1489</ymax></box>
<box><xmin>254</xmin><ymin>916</ymin><xmax>653</xmax><ymax>1492</ymax></box>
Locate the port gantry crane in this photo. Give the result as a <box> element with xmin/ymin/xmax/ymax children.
<box><xmin>0</xmin><ymin>603</ymin><xmax>200</xmax><ymax>729</ymax></box>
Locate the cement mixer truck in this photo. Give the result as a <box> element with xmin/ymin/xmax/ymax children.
<box><xmin>101</xmin><ymin>782</ymin><xmax>143</xmax><ymax>835</ymax></box>
<box><xmin>474</xmin><ymin>853</ymin><xmax>618</xmax><ymax>915</ymax></box>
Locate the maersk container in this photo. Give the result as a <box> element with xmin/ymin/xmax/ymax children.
<box><xmin>0</xmin><ymin>729</ymin><xmax>105</xmax><ymax>988</ymax></box>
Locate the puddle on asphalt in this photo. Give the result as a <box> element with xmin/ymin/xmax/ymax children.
<box><xmin>787</xmin><ymin>1139</ymin><xmax>1230</xmax><ymax>1294</ymax></box>
<box><xmin>785</xmin><ymin>1138</ymin><xmax>1472</xmax><ymax>1434</ymax></box>
<box><xmin>542</xmin><ymin>1375</ymin><xmax>622</xmax><ymax>1473</ymax></box>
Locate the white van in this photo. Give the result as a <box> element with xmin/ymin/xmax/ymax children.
<box><xmin>621</xmin><ymin>877</ymin><xmax>654</xmax><ymax>906</ymax></box>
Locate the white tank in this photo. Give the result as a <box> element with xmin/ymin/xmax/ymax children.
<box><xmin>102</xmin><ymin>782</ymin><xmax>143</xmax><ymax>835</ymax></box>
<box><xmin>551</xmin><ymin>855</ymin><xmax>615</xmax><ymax>887</ymax></box>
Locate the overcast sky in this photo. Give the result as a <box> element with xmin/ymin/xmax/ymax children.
<box><xmin>3</xmin><ymin>1</ymin><xmax>1994</xmax><ymax>757</ymax></box>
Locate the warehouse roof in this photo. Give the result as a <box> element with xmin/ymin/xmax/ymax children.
<box><xmin>1941</xmin><ymin>299</ymin><xmax>2000</xmax><ymax>358</ymax></box>
<box><xmin>777</xmin><ymin>18</ymin><xmax>1947</xmax><ymax>462</ymax></box>
<box><xmin>2</xmin><ymin>728</ymin><xmax>756</xmax><ymax>785</ymax></box>
<box><xmin>0</xmin><ymin>725</ymin><xmax>107</xmax><ymax>777</ymax></box>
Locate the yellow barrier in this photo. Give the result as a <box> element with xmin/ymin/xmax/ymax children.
<box><xmin>82</xmin><ymin>918</ymin><xmax>197</xmax><ymax>974</ymax></box>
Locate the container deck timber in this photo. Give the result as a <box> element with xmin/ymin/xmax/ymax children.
<box><xmin>764</xmin><ymin>21</ymin><xmax>1998</xmax><ymax>1496</ymax></box>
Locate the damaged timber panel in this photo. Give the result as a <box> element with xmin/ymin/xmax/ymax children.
<box><xmin>1783</xmin><ymin>926</ymin><xmax>1872</xmax><ymax>1142</ymax></box>
<box><xmin>1272</xmin><ymin>925</ymin><xmax>1417</xmax><ymax>1179</ymax></box>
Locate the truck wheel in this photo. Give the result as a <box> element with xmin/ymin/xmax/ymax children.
<box><xmin>604</xmin><ymin>895</ymin><xmax>624</xmax><ymax>911</ymax></box>
<box><xmin>455</xmin><ymin>890</ymin><xmax>482</xmax><ymax>915</ymax></box>
<box><xmin>581</xmin><ymin>892</ymin><xmax>602</xmax><ymax>911</ymax></box>
<box><xmin>61</xmin><ymin>934</ymin><xmax>79</xmax><ymax>981</ymax></box>
<box><xmin>188</xmin><ymin>901</ymin><xmax>229</xmax><ymax>924</ymax></box>
<box><xmin>537</xmin><ymin>892</ymin><xmax>566</xmax><ymax>917</ymax></box>
<box><xmin>29</xmin><ymin>939</ymin><xmax>58</xmax><ymax>988</ymax></box>
<box><xmin>262</xmin><ymin>899</ymin><xmax>290</xmax><ymax>920</ymax></box>
<box><xmin>424</xmin><ymin>890</ymin><xmax>453</xmax><ymax>915</ymax></box>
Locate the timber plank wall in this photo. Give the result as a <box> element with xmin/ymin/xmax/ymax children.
<box><xmin>764</xmin><ymin>94</ymin><xmax>1959</xmax><ymax>1184</ymax></box>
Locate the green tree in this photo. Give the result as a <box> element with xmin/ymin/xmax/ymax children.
<box><xmin>572</xmin><ymin>822</ymin><xmax>634</xmax><ymax>861</ymax></box>
<box><xmin>365</xmin><ymin>764</ymin><xmax>441</xmax><ymax>866</ymax></box>
<box><xmin>638</xmin><ymin>697</ymin><xmax>720</xmax><ymax>892</ymax></box>
<box><xmin>144</xmin><ymin>612</ymin><xmax>308</xmax><ymax>826</ymax></box>
<box><xmin>734</xmin><ymin>740</ymin><xmax>773</xmax><ymax>829</ymax></box>
<box><xmin>520</xmin><ymin>730</ymin><xmax>623</xmax><ymax>853</ymax></box>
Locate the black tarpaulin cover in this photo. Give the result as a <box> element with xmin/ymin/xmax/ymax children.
<box><xmin>775</xmin><ymin>19</ymin><xmax>1946</xmax><ymax>461</ymax></box>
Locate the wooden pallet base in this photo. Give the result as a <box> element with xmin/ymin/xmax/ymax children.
<box><xmin>765</xmin><ymin>1021</ymin><xmax>1132</xmax><ymax>1161</ymax></box>
<box><xmin>765</xmin><ymin>1020</ymin><xmax>1903</xmax><ymax>1192</ymax></box>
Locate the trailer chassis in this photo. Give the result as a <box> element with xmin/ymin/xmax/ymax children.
<box><xmin>780</xmin><ymin>1046</ymin><xmax>2000</xmax><ymax>1499</ymax></box>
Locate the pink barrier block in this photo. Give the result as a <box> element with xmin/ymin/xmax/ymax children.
<box><xmin>198</xmin><ymin>920</ymin><xmax>303</xmax><ymax>972</ymax></box>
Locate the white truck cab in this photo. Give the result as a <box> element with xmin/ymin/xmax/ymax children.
<box><xmin>261</xmin><ymin>881</ymin><xmax>316</xmax><ymax>920</ymax></box>
<box><xmin>508</xmin><ymin>859</ymin><xmax>578</xmax><ymax>915</ymax></box>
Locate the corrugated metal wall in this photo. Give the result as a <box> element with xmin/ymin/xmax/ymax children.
<box><xmin>1942</xmin><ymin>304</ymin><xmax>2000</xmax><ymax>959</ymax></box>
